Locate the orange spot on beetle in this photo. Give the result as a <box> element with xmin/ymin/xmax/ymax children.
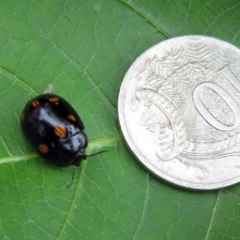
<box><xmin>49</xmin><ymin>97</ymin><xmax>59</xmax><ymax>103</ymax></box>
<box><xmin>38</xmin><ymin>143</ymin><xmax>49</xmax><ymax>154</ymax></box>
<box><xmin>68</xmin><ymin>114</ymin><xmax>76</xmax><ymax>121</ymax></box>
<box><xmin>32</xmin><ymin>100</ymin><xmax>40</xmax><ymax>107</ymax></box>
<box><xmin>54</xmin><ymin>125</ymin><xmax>67</xmax><ymax>137</ymax></box>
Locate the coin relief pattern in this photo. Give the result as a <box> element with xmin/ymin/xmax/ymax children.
<box><xmin>119</xmin><ymin>36</ymin><xmax>240</xmax><ymax>189</ymax></box>
<box><xmin>133</xmin><ymin>41</ymin><xmax>240</xmax><ymax>178</ymax></box>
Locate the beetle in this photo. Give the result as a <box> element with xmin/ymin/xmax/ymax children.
<box><xmin>20</xmin><ymin>91</ymin><xmax>103</xmax><ymax>187</ymax></box>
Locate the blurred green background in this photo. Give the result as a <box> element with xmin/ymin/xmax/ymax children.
<box><xmin>0</xmin><ymin>0</ymin><xmax>240</xmax><ymax>239</ymax></box>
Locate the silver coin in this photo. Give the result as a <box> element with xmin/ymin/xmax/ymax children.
<box><xmin>118</xmin><ymin>35</ymin><xmax>240</xmax><ymax>190</ymax></box>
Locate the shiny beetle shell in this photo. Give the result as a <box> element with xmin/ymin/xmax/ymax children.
<box><xmin>20</xmin><ymin>93</ymin><xmax>88</xmax><ymax>167</ymax></box>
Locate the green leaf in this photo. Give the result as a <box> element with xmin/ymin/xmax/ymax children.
<box><xmin>0</xmin><ymin>0</ymin><xmax>240</xmax><ymax>239</ymax></box>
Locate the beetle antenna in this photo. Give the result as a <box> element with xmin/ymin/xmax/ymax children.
<box><xmin>66</xmin><ymin>151</ymin><xmax>108</xmax><ymax>188</ymax></box>
<box><xmin>66</xmin><ymin>166</ymin><xmax>76</xmax><ymax>189</ymax></box>
<box><xmin>87</xmin><ymin>150</ymin><xmax>108</xmax><ymax>158</ymax></box>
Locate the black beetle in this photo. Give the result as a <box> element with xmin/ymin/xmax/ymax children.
<box><xmin>20</xmin><ymin>89</ymin><xmax>104</xmax><ymax>187</ymax></box>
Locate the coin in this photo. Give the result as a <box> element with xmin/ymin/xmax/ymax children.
<box><xmin>118</xmin><ymin>35</ymin><xmax>240</xmax><ymax>190</ymax></box>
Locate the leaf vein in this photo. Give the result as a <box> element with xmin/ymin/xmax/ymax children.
<box><xmin>25</xmin><ymin>13</ymin><xmax>117</xmax><ymax>115</ymax></box>
<box><xmin>0</xmin><ymin>67</ymin><xmax>38</xmax><ymax>95</ymax></box>
<box><xmin>133</xmin><ymin>173</ymin><xmax>149</xmax><ymax>239</ymax></box>
<box><xmin>204</xmin><ymin>190</ymin><xmax>222</xmax><ymax>240</ymax></box>
<box><xmin>57</xmin><ymin>161</ymin><xmax>87</xmax><ymax>239</ymax></box>
<box><xmin>119</xmin><ymin>0</ymin><xmax>171</xmax><ymax>39</ymax></box>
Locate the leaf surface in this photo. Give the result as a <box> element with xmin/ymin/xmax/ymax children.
<box><xmin>0</xmin><ymin>0</ymin><xmax>240</xmax><ymax>239</ymax></box>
